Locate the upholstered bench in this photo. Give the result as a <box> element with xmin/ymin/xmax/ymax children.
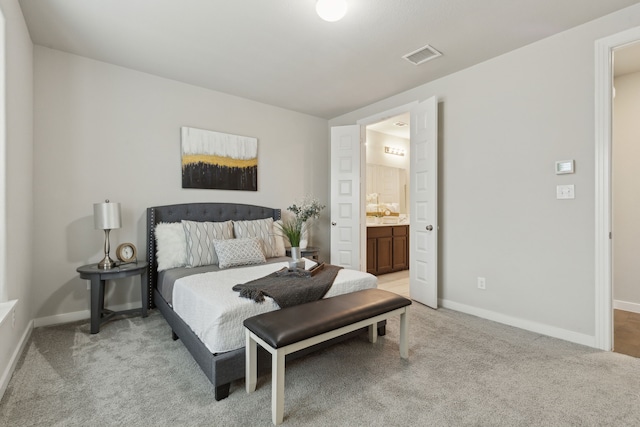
<box><xmin>244</xmin><ymin>288</ymin><xmax>412</xmax><ymax>425</ymax></box>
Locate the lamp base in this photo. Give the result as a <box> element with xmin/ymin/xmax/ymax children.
<box><xmin>98</xmin><ymin>255</ymin><xmax>117</xmax><ymax>269</ymax></box>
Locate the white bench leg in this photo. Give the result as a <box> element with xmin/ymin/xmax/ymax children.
<box><xmin>368</xmin><ymin>323</ymin><xmax>378</xmax><ymax>343</ymax></box>
<box><xmin>246</xmin><ymin>303</ymin><xmax>410</xmax><ymax>424</ymax></box>
<box><xmin>246</xmin><ymin>331</ymin><xmax>257</xmax><ymax>393</ymax></box>
<box><xmin>399</xmin><ymin>307</ymin><xmax>409</xmax><ymax>359</ymax></box>
<box><xmin>272</xmin><ymin>349</ymin><xmax>285</xmax><ymax>425</ymax></box>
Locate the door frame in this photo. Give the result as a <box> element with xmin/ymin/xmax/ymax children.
<box><xmin>594</xmin><ymin>25</ymin><xmax>640</xmax><ymax>351</ymax></box>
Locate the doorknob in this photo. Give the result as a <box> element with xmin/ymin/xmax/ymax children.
<box><xmin>331</xmin><ymin>222</ymin><xmax>337</xmax><ymax>226</ymax></box>
<box><xmin>426</xmin><ymin>225</ymin><xmax>433</xmax><ymax>231</ymax></box>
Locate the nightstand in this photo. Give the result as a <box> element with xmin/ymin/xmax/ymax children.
<box><xmin>77</xmin><ymin>261</ymin><xmax>149</xmax><ymax>334</ymax></box>
<box><xmin>285</xmin><ymin>246</ymin><xmax>319</xmax><ymax>261</ymax></box>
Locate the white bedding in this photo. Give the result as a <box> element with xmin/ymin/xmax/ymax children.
<box><xmin>172</xmin><ymin>259</ymin><xmax>377</xmax><ymax>353</ymax></box>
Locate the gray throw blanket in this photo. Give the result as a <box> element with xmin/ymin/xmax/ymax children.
<box><xmin>232</xmin><ymin>264</ymin><xmax>343</xmax><ymax>308</ymax></box>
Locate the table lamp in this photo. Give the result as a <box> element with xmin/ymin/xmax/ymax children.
<box><xmin>94</xmin><ymin>199</ymin><xmax>122</xmax><ymax>269</ymax></box>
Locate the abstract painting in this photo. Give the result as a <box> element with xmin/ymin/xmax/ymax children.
<box><xmin>181</xmin><ymin>127</ymin><xmax>258</xmax><ymax>191</ymax></box>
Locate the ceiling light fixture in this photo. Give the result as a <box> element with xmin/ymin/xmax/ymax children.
<box><xmin>316</xmin><ymin>0</ymin><xmax>348</xmax><ymax>22</ymax></box>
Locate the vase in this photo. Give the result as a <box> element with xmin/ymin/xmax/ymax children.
<box><xmin>300</xmin><ymin>222</ymin><xmax>309</xmax><ymax>249</ymax></box>
<box><xmin>290</xmin><ymin>246</ymin><xmax>302</xmax><ymax>261</ymax></box>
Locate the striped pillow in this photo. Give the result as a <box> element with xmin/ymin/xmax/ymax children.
<box><xmin>182</xmin><ymin>220</ymin><xmax>234</xmax><ymax>267</ymax></box>
<box><xmin>233</xmin><ymin>218</ymin><xmax>280</xmax><ymax>258</ymax></box>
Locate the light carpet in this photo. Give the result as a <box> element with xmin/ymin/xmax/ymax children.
<box><xmin>2</xmin><ymin>303</ymin><xmax>640</xmax><ymax>426</ymax></box>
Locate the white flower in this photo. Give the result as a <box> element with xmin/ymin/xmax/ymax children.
<box><xmin>278</xmin><ymin>195</ymin><xmax>326</xmax><ymax>247</ymax></box>
<box><xmin>287</xmin><ymin>195</ymin><xmax>325</xmax><ymax>223</ymax></box>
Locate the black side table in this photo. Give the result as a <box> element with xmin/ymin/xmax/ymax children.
<box><xmin>285</xmin><ymin>247</ymin><xmax>319</xmax><ymax>261</ymax></box>
<box><xmin>77</xmin><ymin>261</ymin><xmax>149</xmax><ymax>334</ymax></box>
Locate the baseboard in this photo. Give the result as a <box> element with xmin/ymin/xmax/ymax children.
<box><xmin>613</xmin><ymin>299</ymin><xmax>640</xmax><ymax>314</ymax></box>
<box><xmin>33</xmin><ymin>309</ymin><xmax>90</xmax><ymax>328</ymax></box>
<box><xmin>0</xmin><ymin>319</ymin><xmax>33</xmax><ymax>401</ymax></box>
<box><xmin>33</xmin><ymin>301</ymin><xmax>142</xmax><ymax>328</ymax></box>
<box><xmin>0</xmin><ymin>300</ymin><xmax>17</xmax><ymax>328</ymax></box>
<box><xmin>439</xmin><ymin>298</ymin><xmax>596</xmax><ymax>348</ymax></box>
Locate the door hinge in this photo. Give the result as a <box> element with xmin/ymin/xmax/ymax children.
<box><xmin>609</xmin><ymin>232</ymin><xmax>612</xmax><ymax>239</ymax></box>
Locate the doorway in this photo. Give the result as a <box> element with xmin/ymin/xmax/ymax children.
<box><xmin>364</xmin><ymin>113</ymin><xmax>411</xmax><ymax>281</ymax></box>
<box><xmin>594</xmin><ymin>25</ymin><xmax>640</xmax><ymax>351</ymax></box>
<box><xmin>611</xmin><ymin>41</ymin><xmax>640</xmax><ymax>358</ymax></box>
<box><xmin>330</xmin><ymin>97</ymin><xmax>438</xmax><ymax>307</ymax></box>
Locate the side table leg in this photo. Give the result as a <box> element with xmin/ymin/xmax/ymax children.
<box><xmin>90</xmin><ymin>278</ymin><xmax>104</xmax><ymax>334</ymax></box>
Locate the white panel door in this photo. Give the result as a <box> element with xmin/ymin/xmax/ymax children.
<box><xmin>330</xmin><ymin>125</ymin><xmax>363</xmax><ymax>270</ymax></box>
<box><xmin>410</xmin><ymin>97</ymin><xmax>438</xmax><ymax>308</ymax></box>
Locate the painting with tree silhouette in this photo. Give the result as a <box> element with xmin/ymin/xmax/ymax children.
<box><xmin>181</xmin><ymin>127</ymin><xmax>257</xmax><ymax>191</ymax></box>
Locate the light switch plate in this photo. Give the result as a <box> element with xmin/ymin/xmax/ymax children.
<box><xmin>557</xmin><ymin>184</ymin><xmax>575</xmax><ymax>199</ymax></box>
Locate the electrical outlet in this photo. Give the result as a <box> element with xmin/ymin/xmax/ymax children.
<box><xmin>556</xmin><ymin>184</ymin><xmax>575</xmax><ymax>199</ymax></box>
<box><xmin>477</xmin><ymin>277</ymin><xmax>486</xmax><ymax>290</ymax></box>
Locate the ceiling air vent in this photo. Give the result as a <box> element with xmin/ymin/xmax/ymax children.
<box><xmin>402</xmin><ymin>44</ymin><xmax>442</xmax><ymax>66</ymax></box>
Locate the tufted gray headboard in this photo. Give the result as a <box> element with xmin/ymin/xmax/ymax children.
<box><xmin>146</xmin><ymin>203</ymin><xmax>281</xmax><ymax>309</ymax></box>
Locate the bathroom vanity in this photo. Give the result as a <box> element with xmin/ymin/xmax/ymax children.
<box><xmin>366</xmin><ymin>224</ymin><xmax>409</xmax><ymax>276</ymax></box>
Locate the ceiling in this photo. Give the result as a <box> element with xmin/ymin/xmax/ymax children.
<box><xmin>368</xmin><ymin>113</ymin><xmax>410</xmax><ymax>139</ymax></box>
<box><xmin>18</xmin><ymin>0</ymin><xmax>640</xmax><ymax>119</ymax></box>
<box><xmin>614</xmin><ymin>41</ymin><xmax>640</xmax><ymax>77</ymax></box>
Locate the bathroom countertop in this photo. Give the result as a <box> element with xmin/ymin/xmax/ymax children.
<box><xmin>366</xmin><ymin>221</ymin><xmax>409</xmax><ymax>227</ymax></box>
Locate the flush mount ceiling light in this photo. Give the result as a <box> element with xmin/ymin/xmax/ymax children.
<box><xmin>316</xmin><ymin>0</ymin><xmax>348</xmax><ymax>22</ymax></box>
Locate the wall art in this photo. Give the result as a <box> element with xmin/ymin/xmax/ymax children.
<box><xmin>181</xmin><ymin>127</ymin><xmax>258</xmax><ymax>191</ymax></box>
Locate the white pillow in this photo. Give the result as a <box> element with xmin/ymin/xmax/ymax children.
<box><xmin>273</xmin><ymin>220</ymin><xmax>286</xmax><ymax>257</ymax></box>
<box><xmin>213</xmin><ymin>237</ymin><xmax>267</xmax><ymax>269</ymax></box>
<box><xmin>233</xmin><ymin>218</ymin><xmax>280</xmax><ymax>258</ymax></box>
<box><xmin>155</xmin><ymin>222</ymin><xmax>187</xmax><ymax>271</ymax></box>
<box><xmin>182</xmin><ymin>220</ymin><xmax>234</xmax><ymax>267</ymax></box>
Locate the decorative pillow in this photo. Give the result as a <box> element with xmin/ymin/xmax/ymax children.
<box><xmin>155</xmin><ymin>222</ymin><xmax>187</xmax><ymax>271</ymax></box>
<box><xmin>182</xmin><ymin>220</ymin><xmax>234</xmax><ymax>267</ymax></box>
<box><xmin>233</xmin><ymin>218</ymin><xmax>280</xmax><ymax>258</ymax></box>
<box><xmin>213</xmin><ymin>237</ymin><xmax>266</xmax><ymax>269</ymax></box>
<box><xmin>273</xmin><ymin>220</ymin><xmax>286</xmax><ymax>257</ymax></box>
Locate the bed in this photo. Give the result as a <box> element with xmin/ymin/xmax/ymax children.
<box><xmin>146</xmin><ymin>202</ymin><xmax>382</xmax><ymax>400</ymax></box>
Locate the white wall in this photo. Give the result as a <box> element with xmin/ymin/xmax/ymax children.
<box><xmin>331</xmin><ymin>4</ymin><xmax>640</xmax><ymax>344</ymax></box>
<box><xmin>32</xmin><ymin>46</ymin><xmax>329</xmax><ymax>321</ymax></box>
<box><xmin>613</xmin><ymin>71</ymin><xmax>640</xmax><ymax>310</ymax></box>
<box><xmin>366</xmin><ymin>129</ymin><xmax>410</xmax><ymax>170</ymax></box>
<box><xmin>0</xmin><ymin>0</ymin><xmax>34</xmax><ymax>396</ymax></box>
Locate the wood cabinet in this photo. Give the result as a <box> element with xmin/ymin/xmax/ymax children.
<box><xmin>366</xmin><ymin>225</ymin><xmax>409</xmax><ymax>275</ymax></box>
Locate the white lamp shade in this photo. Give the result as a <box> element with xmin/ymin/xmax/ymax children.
<box><xmin>316</xmin><ymin>0</ymin><xmax>348</xmax><ymax>22</ymax></box>
<box><xmin>93</xmin><ymin>202</ymin><xmax>122</xmax><ymax>230</ymax></box>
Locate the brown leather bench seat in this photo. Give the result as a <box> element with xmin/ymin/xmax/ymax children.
<box><xmin>244</xmin><ymin>288</ymin><xmax>412</xmax><ymax>425</ymax></box>
<box><xmin>244</xmin><ymin>288</ymin><xmax>411</xmax><ymax>348</ymax></box>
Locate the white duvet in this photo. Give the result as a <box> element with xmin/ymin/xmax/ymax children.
<box><xmin>172</xmin><ymin>259</ymin><xmax>378</xmax><ymax>354</ymax></box>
